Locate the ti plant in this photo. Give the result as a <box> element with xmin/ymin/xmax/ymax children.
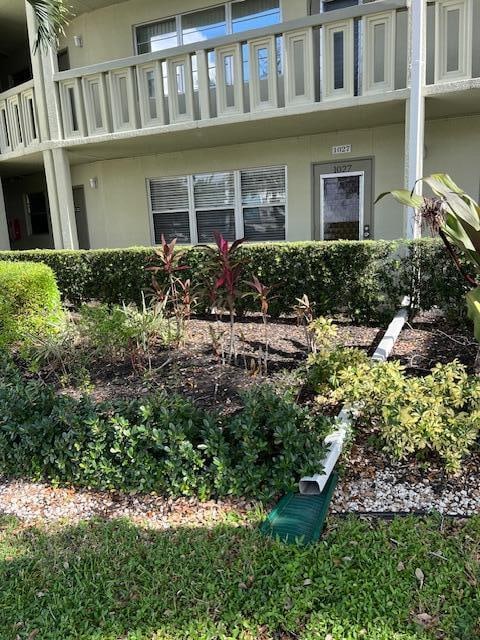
<box><xmin>245</xmin><ymin>276</ymin><xmax>275</xmax><ymax>373</ymax></box>
<box><xmin>200</xmin><ymin>232</ymin><xmax>245</xmax><ymax>361</ymax></box>
<box><xmin>148</xmin><ymin>235</ymin><xmax>190</xmax><ymax>343</ymax></box>
<box><xmin>377</xmin><ymin>174</ymin><xmax>480</xmax><ymax>371</ymax></box>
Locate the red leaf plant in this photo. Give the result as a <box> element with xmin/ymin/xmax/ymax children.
<box><xmin>200</xmin><ymin>231</ymin><xmax>245</xmax><ymax>360</ymax></box>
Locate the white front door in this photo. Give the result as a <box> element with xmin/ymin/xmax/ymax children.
<box><xmin>319</xmin><ymin>171</ymin><xmax>365</xmax><ymax>241</ymax></box>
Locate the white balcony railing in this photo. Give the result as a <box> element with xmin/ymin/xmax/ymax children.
<box><xmin>0</xmin><ymin>80</ymin><xmax>40</xmax><ymax>154</ymax></box>
<box><xmin>52</xmin><ymin>0</ymin><xmax>410</xmax><ymax>141</ymax></box>
<box><xmin>43</xmin><ymin>0</ymin><xmax>480</xmax><ymax>145</ymax></box>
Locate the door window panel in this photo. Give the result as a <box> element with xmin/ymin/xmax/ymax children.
<box><xmin>322</xmin><ymin>174</ymin><xmax>361</xmax><ymax>240</ymax></box>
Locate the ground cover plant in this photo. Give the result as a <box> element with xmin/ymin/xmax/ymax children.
<box><xmin>0</xmin><ymin>356</ymin><xmax>331</xmax><ymax>500</ymax></box>
<box><xmin>0</xmin><ymin>513</ymin><xmax>479</xmax><ymax>640</ymax></box>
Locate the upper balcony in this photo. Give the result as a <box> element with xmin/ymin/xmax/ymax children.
<box><xmin>0</xmin><ymin>81</ymin><xmax>40</xmax><ymax>156</ymax></box>
<box><xmin>1</xmin><ymin>0</ymin><xmax>480</xmax><ymax>162</ymax></box>
<box><xmin>50</xmin><ymin>0</ymin><xmax>411</xmax><ymax>150</ymax></box>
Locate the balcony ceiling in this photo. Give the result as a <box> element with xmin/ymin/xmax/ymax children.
<box><xmin>0</xmin><ymin>0</ymin><xmax>27</xmax><ymax>55</ymax></box>
<box><xmin>69</xmin><ymin>0</ymin><xmax>130</xmax><ymax>13</ymax></box>
<box><xmin>0</xmin><ymin>0</ymin><xmax>128</xmax><ymax>55</ymax></box>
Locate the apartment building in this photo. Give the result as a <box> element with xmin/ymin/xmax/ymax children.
<box><xmin>0</xmin><ymin>0</ymin><xmax>479</xmax><ymax>251</ymax></box>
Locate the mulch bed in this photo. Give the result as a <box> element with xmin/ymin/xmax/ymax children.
<box><xmin>45</xmin><ymin>313</ymin><xmax>477</xmax><ymax>409</ymax></box>
<box><xmin>6</xmin><ymin>313</ymin><xmax>479</xmax><ymax>520</ymax></box>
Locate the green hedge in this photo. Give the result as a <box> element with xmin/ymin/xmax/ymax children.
<box><xmin>0</xmin><ymin>359</ymin><xmax>330</xmax><ymax>500</ymax></box>
<box><xmin>0</xmin><ymin>239</ymin><xmax>468</xmax><ymax>324</ymax></box>
<box><xmin>0</xmin><ymin>261</ymin><xmax>63</xmax><ymax>348</ymax></box>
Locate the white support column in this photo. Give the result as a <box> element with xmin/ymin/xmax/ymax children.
<box><xmin>43</xmin><ymin>150</ymin><xmax>64</xmax><ymax>249</ymax></box>
<box><xmin>24</xmin><ymin>1</ymin><xmax>61</xmax><ymax>141</ymax></box>
<box><xmin>51</xmin><ymin>148</ymin><xmax>79</xmax><ymax>249</ymax></box>
<box><xmin>404</xmin><ymin>0</ymin><xmax>427</xmax><ymax>239</ymax></box>
<box><xmin>0</xmin><ymin>179</ymin><xmax>11</xmax><ymax>250</ymax></box>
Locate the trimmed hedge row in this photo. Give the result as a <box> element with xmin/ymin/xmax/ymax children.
<box><xmin>0</xmin><ymin>359</ymin><xmax>331</xmax><ymax>500</ymax></box>
<box><xmin>0</xmin><ymin>239</ymin><xmax>468</xmax><ymax>324</ymax></box>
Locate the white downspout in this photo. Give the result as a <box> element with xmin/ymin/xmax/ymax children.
<box><xmin>299</xmin><ymin>296</ymin><xmax>410</xmax><ymax>496</ymax></box>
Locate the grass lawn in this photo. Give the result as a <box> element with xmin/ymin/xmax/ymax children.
<box><xmin>0</xmin><ymin>514</ymin><xmax>478</xmax><ymax>640</ymax></box>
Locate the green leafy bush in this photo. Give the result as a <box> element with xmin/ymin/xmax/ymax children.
<box><xmin>217</xmin><ymin>385</ymin><xmax>331</xmax><ymax>497</ymax></box>
<box><xmin>0</xmin><ymin>239</ymin><xmax>467</xmax><ymax>324</ymax></box>
<box><xmin>0</xmin><ymin>261</ymin><xmax>63</xmax><ymax>349</ymax></box>
<box><xmin>78</xmin><ymin>302</ymin><xmax>176</xmax><ymax>364</ymax></box>
<box><xmin>307</xmin><ymin>347</ymin><xmax>371</xmax><ymax>400</ymax></box>
<box><xmin>329</xmin><ymin>359</ymin><xmax>480</xmax><ymax>472</ymax></box>
<box><xmin>0</xmin><ymin>360</ymin><xmax>331</xmax><ymax>500</ymax></box>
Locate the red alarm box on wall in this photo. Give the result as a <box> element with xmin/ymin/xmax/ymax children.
<box><xmin>8</xmin><ymin>218</ymin><xmax>21</xmax><ymax>242</ymax></box>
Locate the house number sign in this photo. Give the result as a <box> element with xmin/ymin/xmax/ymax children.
<box><xmin>332</xmin><ymin>144</ymin><xmax>352</xmax><ymax>155</ymax></box>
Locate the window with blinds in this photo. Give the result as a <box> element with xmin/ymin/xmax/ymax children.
<box><xmin>149</xmin><ymin>175</ymin><xmax>191</xmax><ymax>243</ymax></box>
<box><xmin>136</xmin><ymin>19</ymin><xmax>177</xmax><ymax>55</ymax></box>
<box><xmin>193</xmin><ymin>172</ymin><xmax>236</xmax><ymax>242</ymax></box>
<box><xmin>148</xmin><ymin>165</ymin><xmax>286</xmax><ymax>244</ymax></box>
<box><xmin>241</xmin><ymin>166</ymin><xmax>286</xmax><ymax>241</ymax></box>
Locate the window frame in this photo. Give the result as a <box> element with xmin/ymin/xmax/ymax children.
<box><xmin>133</xmin><ymin>1</ymin><xmax>282</xmax><ymax>56</ymax></box>
<box><xmin>147</xmin><ymin>164</ymin><xmax>287</xmax><ymax>245</ymax></box>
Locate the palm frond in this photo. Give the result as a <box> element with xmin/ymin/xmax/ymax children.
<box><xmin>27</xmin><ymin>0</ymin><xmax>70</xmax><ymax>53</ymax></box>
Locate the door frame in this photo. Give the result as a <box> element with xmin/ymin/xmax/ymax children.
<box><xmin>319</xmin><ymin>170</ymin><xmax>364</xmax><ymax>241</ymax></box>
<box><xmin>312</xmin><ymin>156</ymin><xmax>374</xmax><ymax>240</ymax></box>
<box><xmin>72</xmin><ymin>185</ymin><xmax>91</xmax><ymax>250</ymax></box>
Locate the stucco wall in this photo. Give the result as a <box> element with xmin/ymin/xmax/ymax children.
<box><xmin>424</xmin><ymin>116</ymin><xmax>480</xmax><ymax>202</ymax></box>
<box><xmin>69</xmin><ymin>121</ymin><xmax>406</xmax><ymax>248</ymax></box>
<box><xmin>60</xmin><ymin>0</ymin><xmax>306</xmax><ymax>69</ymax></box>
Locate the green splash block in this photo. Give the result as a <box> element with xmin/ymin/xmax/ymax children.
<box><xmin>260</xmin><ymin>473</ymin><xmax>338</xmax><ymax>545</ymax></box>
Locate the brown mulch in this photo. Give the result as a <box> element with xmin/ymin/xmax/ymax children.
<box><xmin>56</xmin><ymin>317</ymin><xmax>382</xmax><ymax>408</ymax></box>
<box><xmin>391</xmin><ymin>315</ymin><xmax>477</xmax><ymax>374</ymax></box>
<box><xmin>40</xmin><ymin>313</ymin><xmax>477</xmax><ymax>410</ymax></box>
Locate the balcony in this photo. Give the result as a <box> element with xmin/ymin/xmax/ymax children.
<box><xmin>52</xmin><ymin>0</ymin><xmax>413</xmax><ymax>147</ymax></box>
<box><xmin>0</xmin><ymin>81</ymin><xmax>40</xmax><ymax>156</ymax></box>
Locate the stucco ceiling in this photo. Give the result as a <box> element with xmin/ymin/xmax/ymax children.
<box><xmin>0</xmin><ymin>0</ymin><xmax>27</xmax><ymax>55</ymax></box>
<box><xmin>0</xmin><ymin>0</ymin><xmax>129</xmax><ymax>55</ymax></box>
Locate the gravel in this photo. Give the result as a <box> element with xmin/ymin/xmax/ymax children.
<box><xmin>331</xmin><ymin>468</ymin><xmax>480</xmax><ymax>516</ymax></box>
<box><xmin>0</xmin><ymin>479</ymin><xmax>251</xmax><ymax>527</ymax></box>
<box><xmin>1</xmin><ymin>462</ymin><xmax>479</xmax><ymax>525</ymax></box>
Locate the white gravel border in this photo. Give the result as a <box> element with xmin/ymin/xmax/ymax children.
<box><xmin>331</xmin><ymin>468</ymin><xmax>480</xmax><ymax>516</ymax></box>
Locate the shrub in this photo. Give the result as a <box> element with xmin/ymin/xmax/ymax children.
<box><xmin>0</xmin><ymin>261</ymin><xmax>63</xmax><ymax>349</ymax></box>
<box><xmin>0</xmin><ymin>239</ymin><xmax>467</xmax><ymax>324</ymax></box>
<box><xmin>0</xmin><ymin>359</ymin><xmax>331</xmax><ymax>500</ymax></box>
<box><xmin>219</xmin><ymin>385</ymin><xmax>331</xmax><ymax>498</ymax></box>
<box><xmin>329</xmin><ymin>359</ymin><xmax>480</xmax><ymax>472</ymax></box>
<box><xmin>307</xmin><ymin>347</ymin><xmax>371</xmax><ymax>400</ymax></box>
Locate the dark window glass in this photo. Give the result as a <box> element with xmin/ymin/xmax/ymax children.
<box><xmin>243</xmin><ymin>206</ymin><xmax>285</xmax><ymax>241</ymax></box>
<box><xmin>27</xmin><ymin>192</ymin><xmax>50</xmax><ymax>235</ymax></box>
